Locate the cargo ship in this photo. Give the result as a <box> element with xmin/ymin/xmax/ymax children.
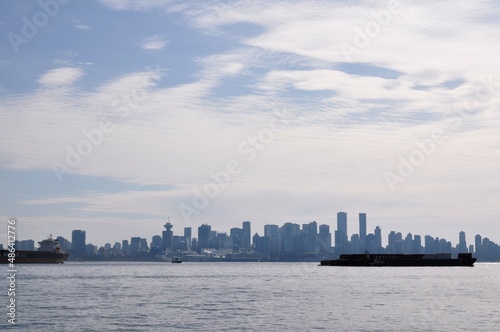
<box><xmin>320</xmin><ymin>253</ymin><xmax>476</xmax><ymax>267</ymax></box>
<box><xmin>0</xmin><ymin>236</ymin><xmax>69</xmax><ymax>264</ymax></box>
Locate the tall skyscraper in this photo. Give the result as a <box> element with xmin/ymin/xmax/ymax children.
<box><xmin>359</xmin><ymin>213</ymin><xmax>366</xmax><ymax>251</ymax></box>
<box><xmin>337</xmin><ymin>212</ymin><xmax>347</xmax><ymax>236</ymax></box>
<box><xmin>458</xmin><ymin>231</ymin><xmax>467</xmax><ymax>253</ymax></box>
<box><xmin>198</xmin><ymin>224</ymin><xmax>211</xmax><ymax>249</ymax></box>
<box><xmin>184</xmin><ymin>227</ymin><xmax>192</xmax><ymax>249</ymax></box>
<box><xmin>162</xmin><ymin>222</ymin><xmax>173</xmax><ymax>251</ymax></box>
<box><xmin>242</xmin><ymin>221</ymin><xmax>251</xmax><ymax>249</ymax></box>
<box><xmin>335</xmin><ymin>212</ymin><xmax>348</xmax><ymax>255</ymax></box>
<box><xmin>71</xmin><ymin>230</ymin><xmax>86</xmax><ymax>257</ymax></box>
<box><xmin>374</xmin><ymin>226</ymin><xmax>382</xmax><ymax>251</ymax></box>
<box><xmin>475</xmin><ymin>234</ymin><xmax>482</xmax><ymax>258</ymax></box>
<box><xmin>318</xmin><ymin>224</ymin><xmax>331</xmax><ymax>255</ymax></box>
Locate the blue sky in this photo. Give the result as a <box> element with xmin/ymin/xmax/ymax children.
<box><xmin>1</xmin><ymin>0</ymin><xmax>499</xmax><ymax>247</ymax></box>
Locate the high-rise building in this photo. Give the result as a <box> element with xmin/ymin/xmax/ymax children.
<box><xmin>130</xmin><ymin>237</ymin><xmax>141</xmax><ymax>254</ymax></box>
<box><xmin>458</xmin><ymin>231</ymin><xmax>467</xmax><ymax>253</ymax></box>
<box><xmin>264</xmin><ymin>224</ymin><xmax>279</xmax><ymax>238</ymax></box>
<box><xmin>475</xmin><ymin>234</ymin><xmax>482</xmax><ymax>258</ymax></box>
<box><xmin>151</xmin><ymin>235</ymin><xmax>162</xmax><ymax>249</ymax></box>
<box><xmin>139</xmin><ymin>238</ymin><xmax>148</xmax><ymax>252</ymax></box>
<box><xmin>162</xmin><ymin>222</ymin><xmax>173</xmax><ymax>251</ymax></box>
<box><xmin>72</xmin><ymin>230</ymin><xmax>86</xmax><ymax>257</ymax></box>
<box><xmin>335</xmin><ymin>212</ymin><xmax>348</xmax><ymax>255</ymax></box>
<box><xmin>184</xmin><ymin>227</ymin><xmax>192</xmax><ymax>249</ymax></box>
<box><xmin>198</xmin><ymin>224</ymin><xmax>211</xmax><ymax>250</ymax></box>
<box><xmin>318</xmin><ymin>224</ymin><xmax>331</xmax><ymax>255</ymax></box>
<box><xmin>280</xmin><ymin>222</ymin><xmax>300</xmax><ymax>254</ymax></box>
<box><xmin>16</xmin><ymin>239</ymin><xmax>35</xmax><ymax>251</ymax></box>
<box><xmin>56</xmin><ymin>236</ymin><xmax>71</xmax><ymax>252</ymax></box>
<box><xmin>374</xmin><ymin>226</ymin><xmax>382</xmax><ymax>252</ymax></box>
<box><xmin>359</xmin><ymin>213</ymin><xmax>366</xmax><ymax>251</ymax></box>
<box><xmin>413</xmin><ymin>235</ymin><xmax>422</xmax><ymax>254</ymax></box>
<box><xmin>242</xmin><ymin>221</ymin><xmax>251</xmax><ymax>249</ymax></box>
<box><xmin>230</xmin><ymin>227</ymin><xmax>243</xmax><ymax>251</ymax></box>
<box><xmin>122</xmin><ymin>240</ymin><xmax>129</xmax><ymax>255</ymax></box>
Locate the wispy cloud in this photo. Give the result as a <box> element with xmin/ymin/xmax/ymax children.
<box><xmin>66</xmin><ymin>16</ymin><xmax>93</xmax><ymax>30</ymax></box>
<box><xmin>140</xmin><ymin>35</ymin><xmax>168</xmax><ymax>50</ymax></box>
<box><xmin>38</xmin><ymin>67</ymin><xmax>84</xmax><ymax>86</ymax></box>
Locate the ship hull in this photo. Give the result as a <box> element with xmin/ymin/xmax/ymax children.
<box><xmin>320</xmin><ymin>253</ymin><xmax>476</xmax><ymax>267</ymax></box>
<box><xmin>0</xmin><ymin>250</ymin><xmax>69</xmax><ymax>264</ymax></box>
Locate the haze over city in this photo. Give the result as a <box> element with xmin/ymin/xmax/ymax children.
<box><xmin>1</xmin><ymin>1</ymin><xmax>499</xmax><ymax>246</ymax></box>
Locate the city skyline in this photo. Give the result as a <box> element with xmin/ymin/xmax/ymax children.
<box><xmin>6</xmin><ymin>213</ymin><xmax>499</xmax><ymax>253</ymax></box>
<box><xmin>1</xmin><ymin>1</ymin><xmax>500</xmax><ymax>246</ymax></box>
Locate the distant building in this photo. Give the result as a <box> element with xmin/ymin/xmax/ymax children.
<box><xmin>122</xmin><ymin>240</ymin><xmax>129</xmax><ymax>255</ymax></box>
<box><xmin>280</xmin><ymin>222</ymin><xmax>300</xmax><ymax>255</ymax></box>
<box><xmin>184</xmin><ymin>227</ymin><xmax>192</xmax><ymax>249</ymax></box>
<box><xmin>162</xmin><ymin>222</ymin><xmax>173</xmax><ymax>251</ymax></box>
<box><xmin>359</xmin><ymin>213</ymin><xmax>366</xmax><ymax>252</ymax></box>
<box><xmin>16</xmin><ymin>239</ymin><xmax>35</xmax><ymax>251</ymax></box>
<box><xmin>130</xmin><ymin>237</ymin><xmax>141</xmax><ymax>254</ymax></box>
<box><xmin>151</xmin><ymin>235</ymin><xmax>162</xmax><ymax>249</ymax></box>
<box><xmin>335</xmin><ymin>212</ymin><xmax>348</xmax><ymax>256</ymax></box>
<box><xmin>318</xmin><ymin>224</ymin><xmax>331</xmax><ymax>255</ymax></box>
<box><xmin>72</xmin><ymin>230</ymin><xmax>86</xmax><ymax>257</ymax></box>
<box><xmin>57</xmin><ymin>236</ymin><xmax>71</xmax><ymax>252</ymax></box>
<box><xmin>458</xmin><ymin>231</ymin><xmax>467</xmax><ymax>253</ymax></box>
<box><xmin>85</xmin><ymin>243</ymin><xmax>97</xmax><ymax>255</ymax></box>
<box><xmin>230</xmin><ymin>227</ymin><xmax>243</xmax><ymax>251</ymax></box>
<box><xmin>242</xmin><ymin>221</ymin><xmax>251</xmax><ymax>249</ymax></box>
<box><xmin>198</xmin><ymin>224</ymin><xmax>211</xmax><ymax>250</ymax></box>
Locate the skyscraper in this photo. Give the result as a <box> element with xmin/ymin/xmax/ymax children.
<box><xmin>318</xmin><ymin>224</ymin><xmax>331</xmax><ymax>255</ymax></box>
<box><xmin>198</xmin><ymin>224</ymin><xmax>211</xmax><ymax>250</ymax></box>
<box><xmin>458</xmin><ymin>231</ymin><xmax>467</xmax><ymax>253</ymax></box>
<box><xmin>374</xmin><ymin>226</ymin><xmax>382</xmax><ymax>252</ymax></box>
<box><xmin>335</xmin><ymin>212</ymin><xmax>348</xmax><ymax>255</ymax></box>
<box><xmin>71</xmin><ymin>230</ymin><xmax>86</xmax><ymax>257</ymax></box>
<box><xmin>242</xmin><ymin>221</ymin><xmax>251</xmax><ymax>249</ymax></box>
<box><xmin>359</xmin><ymin>213</ymin><xmax>366</xmax><ymax>251</ymax></box>
<box><xmin>184</xmin><ymin>227</ymin><xmax>192</xmax><ymax>249</ymax></box>
<box><xmin>162</xmin><ymin>222</ymin><xmax>173</xmax><ymax>251</ymax></box>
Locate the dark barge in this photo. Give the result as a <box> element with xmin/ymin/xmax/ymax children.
<box><xmin>320</xmin><ymin>253</ymin><xmax>476</xmax><ymax>267</ymax></box>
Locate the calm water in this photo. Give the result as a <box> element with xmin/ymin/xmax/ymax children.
<box><xmin>1</xmin><ymin>262</ymin><xmax>499</xmax><ymax>331</ymax></box>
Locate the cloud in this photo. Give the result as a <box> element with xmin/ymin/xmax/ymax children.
<box><xmin>1</xmin><ymin>0</ymin><xmax>500</xmax><ymax>245</ymax></box>
<box><xmin>140</xmin><ymin>35</ymin><xmax>168</xmax><ymax>50</ymax></box>
<box><xmin>38</xmin><ymin>67</ymin><xmax>84</xmax><ymax>86</ymax></box>
<box><xmin>66</xmin><ymin>16</ymin><xmax>93</xmax><ymax>30</ymax></box>
<box><xmin>98</xmin><ymin>0</ymin><xmax>176</xmax><ymax>11</ymax></box>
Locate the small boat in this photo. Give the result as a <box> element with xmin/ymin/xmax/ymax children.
<box><xmin>171</xmin><ymin>257</ymin><xmax>182</xmax><ymax>263</ymax></box>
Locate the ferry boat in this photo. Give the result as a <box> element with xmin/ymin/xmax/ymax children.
<box><xmin>320</xmin><ymin>253</ymin><xmax>476</xmax><ymax>267</ymax></box>
<box><xmin>0</xmin><ymin>236</ymin><xmax>69</xmax><ymax>264</ymax></box>
<box><xmin>171</xmin><ymin>257</ymin><xmax>182</xmax><ymax>263</ymax></box>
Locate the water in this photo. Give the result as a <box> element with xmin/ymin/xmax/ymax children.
<box><xmin>1</xmin><ymin>262</ymin><xmax>500</xmax><ymax>331</ymax></box>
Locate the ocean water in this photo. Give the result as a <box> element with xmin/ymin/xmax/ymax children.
<box><xmin>1</xmin><ymin>262</ymin><xmax>500</xmax><ymax>331</ymax></box>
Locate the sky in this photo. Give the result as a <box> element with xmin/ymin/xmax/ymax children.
<box><xmin>0</xmin><ymin>0</ymin><xmax>499</xmax><ymax>248</ymax></box>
